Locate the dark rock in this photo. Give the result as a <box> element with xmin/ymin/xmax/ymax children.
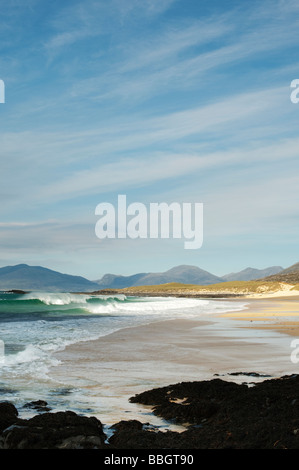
<box><xmin>0</xmin><ymin>409</ymin><xmax>107</xmax><ymax>449</ymax></box>
<box><xmin>214</xmin><ymin>372</ymin><xmax>272</xmax><ymax>378</ymax></box>
<box><xmin>110</xmin><ymin>419</ymin><xmax>144</xmax><ymax>432</ymax></box>
<box><xmin>108</xmin><ymin>420</ymin><xmax>180</xmax><ymax>449</ymax></box>
<box><xmin>128</xmin><ymin>375</ymin><xmax>299</xmax><ymax>448</ymax></box>
<box><xmin>23</xmin><ymin>400</ymin><xmax>51</xmax><ymax>412</ymax></box>
<box><xmin>5</xmin><ymin>290</ymin><xmax>28</xmax><ymax>294</ymax></box>
<box><xmin>0</xmin><ymin>402</ymin><xmax>19</xmax><ymax>433</ymax></box>
<box><xmin>3</xmin><ymin>374</ymin><xmax>299</xmax><ymax>448</ymax></box>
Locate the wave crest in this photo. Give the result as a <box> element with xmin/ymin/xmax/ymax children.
<box><xmin>23</xmin><ymin>292</ymin><xmax>127</xmax><ymax>306</ymax></box>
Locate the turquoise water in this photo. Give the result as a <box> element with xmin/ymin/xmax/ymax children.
<box><xmin>0</xmin><ymin>291</ymin><xmax>247</xmax><ymax>417</ymax></box>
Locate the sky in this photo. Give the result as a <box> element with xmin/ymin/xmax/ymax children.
<box><xmin>0</xmin><ymin>0</ymin><xmax>299</xmax><ymax>280</ymax></box>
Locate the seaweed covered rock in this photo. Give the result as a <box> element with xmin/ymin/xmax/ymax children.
<box><xmin>0</xmin><ymin>408</ymin><xmax>107</xmax><ymax>449</ymax></box>
<box><xmin>2</xmin><ymin>374</ymin><xmax>299</xmax><ymax>449</ymax></box>
<box><xmin>0</xmin><ymin>402</ymin><xmax>19</xmax><ymax>433</ymax></box>
<box><xmin>129</xmin><ymin>375</ymin><xmax>299</xmax><ymax>449</ymax></box>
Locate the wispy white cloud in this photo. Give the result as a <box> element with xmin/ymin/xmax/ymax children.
<box><xmin>67</xmin><ymin>2</ymin><xmax>299</xmax><ymax>105</ymax></box>
<box><xmin>45</xmin><ymin>30</ymin><xmax>91</xmax><ymax>51</ymax></box>
<box><xmin>118</xmin><ymin>17</ymin><xmax>233</xmax><ymax>73</ymax></box>
<box><xmin>36</xmin><ymin>134</ymin><xmax>299</xmax><ymax>204</ymax></box>
<box><xmin>1</xmin><ymin>0</ymin><xmax>299</xmax><ymax>275</ymax></box>
<box><xmin>44</xmin><ymin>0</ymin><xmax>177</xmax><ymax>58</ymax></box>
<box><xmin>0</xmin><ymin>84</ymin><xmax>289</xmax><ymax>197</ymax></box>
<box><xmin>0</xmin><ymin>222</ymin><xmax>39</xmax><ymax>227</ymax></box>
<box><xmin>0</xmin><ymin>220</ymin><xmax>97</xmax><ymax>261</ymax></box>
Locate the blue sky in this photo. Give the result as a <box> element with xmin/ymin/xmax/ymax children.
<box><xmin>0</xmin><ymin>0</ymin><xmax>299</xmax><ymax>280</ymax></box>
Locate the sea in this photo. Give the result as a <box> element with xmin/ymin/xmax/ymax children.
<box><xmin>0</xmin><ymin>290</ymin><xmax>251</xmax><ymax>422</ymax></box>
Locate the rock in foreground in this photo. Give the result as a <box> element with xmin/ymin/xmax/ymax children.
<box><xmin>0</xmin><ymin>405</ymin><xmax>107</xmax><ymax>449</ymax></box>
<box><xmin>2</xmin><ymin>374</ymin><xmax>299</xmax><ymax>449</ymax></box>
<box><xmin>129</xmin><ymin>374</ymin><xmax>299</xmax><ymax>449</ymax></box>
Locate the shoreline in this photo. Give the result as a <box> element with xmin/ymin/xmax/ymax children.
<box><xmin>47</xmin><ymin>296</ymin><xmax>299</xmax><ymax>427</ymax></box>
<box><xmin>2</xmin><ymin>295</ymin><xmax>299</xmax><ymax>448</ymax></box>
<box><xmin>221</xmin><ymin>297</ymin><xmax>299</xmax><ymax>337</ymax></box>
<box><xmin>93</xmin><ymin>282</ymin><xmax>299</xmax><ymax>300</ymax></box>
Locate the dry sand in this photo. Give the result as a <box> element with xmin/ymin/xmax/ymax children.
<box><xmin>49</xmin><ymin>295</ymin><xmax>299</xmax><ymax>427</ymax></box>
<box><xmin>224</xmin><ymin>296</ymin><xmax>299</xmax><ymax>336</ymax></box>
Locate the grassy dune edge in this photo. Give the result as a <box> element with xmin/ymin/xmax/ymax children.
<box><xmin>95</xmin><ymin>280</ymin><xmax>299</xmax><ymax>298</ymax></box>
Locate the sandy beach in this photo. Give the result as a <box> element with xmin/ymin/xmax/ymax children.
<box><xmin>49</xmin><ymin>295</ymin><xmax>299</xmax><ymax>428</ymax></box>
<box><xmin>224</xmin><ymin>295</ymin><xmax>299</xmax><ymax>336</ymax></box>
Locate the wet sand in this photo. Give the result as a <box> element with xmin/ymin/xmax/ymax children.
<box><xmin>49</xmin><ymin>297</ymin><xmax>299</xmax><ymax>427</ymax></box>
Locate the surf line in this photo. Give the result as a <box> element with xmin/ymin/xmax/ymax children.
<box><xmin>95</xmin><ymin>194</ymin><xmax>203</xmax><ymax>250</ymax></box>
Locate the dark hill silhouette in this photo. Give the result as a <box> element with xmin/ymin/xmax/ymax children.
<box><xmin>0</xmin><ymin>264</ymin><xmax>100</xmax><ymax>292</ymax></box>
<box><xmin>262</xmin><ymin>262</ymin><xmax>299</xmax><ymax>283</ymax></box>
<box><xmin>221</xmin><ymin>266</ymin><xmax>283</xmax><ymax>282</ymax></box>
<box><xmin>95</xmin><ymin>265</ymin><xmax>225</xmax><ymax>289</ymax></box>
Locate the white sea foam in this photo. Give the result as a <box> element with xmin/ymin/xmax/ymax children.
<box><xmin>23</xmin><ymin>292</ymin><xmax>127</xmax><ymax>306</ymax></box>
<box><xmin>0</xmin><ymin>293</ymin><xmax>248</xmax><ymax>405</ymax></box>
<box><xmin>23</xmin><ymin>292</ymin><xmax>90</xmax><ymax>305</ymax></box>
<box><xmin>84</xmin><ymin>296</ymin><xmax>247</xmax><ymax>316</ymax></box>
<box><xmin>4</xmin><ymin>344</ymin><xmax>42</xmax><ymax>365</ymax></box>
<box><xmin>20</xmin><ymin>292</ymin><xmax>247</xmax><ymax>317</ymax></box>
<box><xmin>0</xmin><ymin>293</ymin><xmax>251</xmax><ymax>423</ymax></box>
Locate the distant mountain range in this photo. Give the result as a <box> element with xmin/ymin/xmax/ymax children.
<box><xmin>262</xmin><ymin>262</ymin><xmax>299</xmax><ymax>284</ymax></box>
<box><xmin>95</xmin><ymin>264</ymin><xmax>284</xmax><ymax>289</ymax></box>
<box><xmin>0</xmin><ymin>264</ymin><xmax>100</xmax><ymax>292</ymax></box>
<box><xmin>0</xmin><ymin>262</ymin><xmax>290</xmax><ymax>292</ymax></box>
<box><xmin>221</xmin><ymin>266</ymin><xmax>283</xmax><ymax>282</ymax></box>
<box><xmin>95</xmin><ymin>265</ymin><xmax>224</xmax><ymax>289</ymax></box>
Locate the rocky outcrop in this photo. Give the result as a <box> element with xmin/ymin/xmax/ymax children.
<box><xmin>0</xmin><ymin>402</ymin><xmax>19</xmax><ymax>434</ymax></box>
<box><xmin>2</xmin><ymin>374</ymin><xmax>299</xmax><ymax>449</ymax></box>
<box><xmin>0</xmin><ymin>405</ymin><xmax>107</xmax><ymax>449</ymax></box>
<box><xmin>129</xmin><ymin>374</ymin><xmax>299</xmax><ymax>449</ymax></box>
<box><xmin>108</xmin><ymin>419</ymin><xmax>183</xmax><ymax>449</ymax></box>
